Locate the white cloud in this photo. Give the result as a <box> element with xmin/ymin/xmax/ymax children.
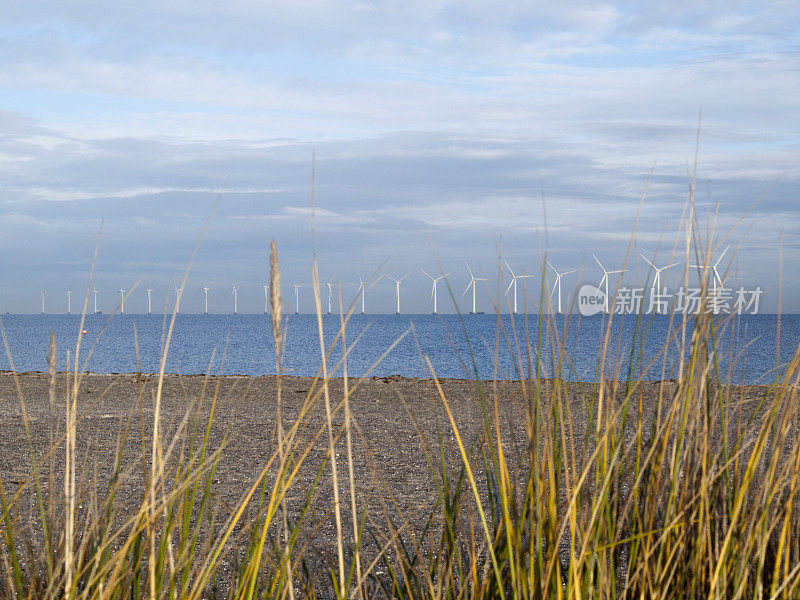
<box><xmin>0</xmin><ymin>2</ymin><xmax>796</xmax><ymax>311</ymax></box>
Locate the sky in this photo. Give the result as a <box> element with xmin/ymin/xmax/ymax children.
<box><xmin>0</xmin><ymin>1</ymin><xmax>798</xmax><ymax>314</ymax></box>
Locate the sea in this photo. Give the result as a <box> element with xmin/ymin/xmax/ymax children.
<box><xmin>0</xmin><ymin>313</ymin><xmax>797</xmax><ymax>384</ymax></box>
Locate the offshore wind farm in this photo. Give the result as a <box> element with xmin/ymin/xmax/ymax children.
<box><xmin>20</xmin><ymin>246</ymin><xmax>754</xmax><ymax>316</ymax></box>
<box><xmin>4</xmin><ymin>238</ymin><xmax>782</xmax><ymax>381</ymax></box>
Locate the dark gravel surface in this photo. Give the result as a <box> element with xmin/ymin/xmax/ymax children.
<box><xmin>0</xmin><ymin>371</ymin><xmax>777</xmax><ymax>594</ymax></box>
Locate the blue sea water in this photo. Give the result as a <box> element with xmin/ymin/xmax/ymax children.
<box><xmin>0</xmin><ymin>313</ymin><xmax>797</xmax><ymax>384</ymax></box>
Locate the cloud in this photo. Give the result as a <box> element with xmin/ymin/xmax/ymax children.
<box><xmin>0</xmin><ymin>2</ymin><xmax>796</xmax><ymax>312</ymax></box>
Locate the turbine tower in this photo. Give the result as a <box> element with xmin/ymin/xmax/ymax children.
<box><xmin>92</xmin><ymin>289</ymin><xmax>99</xmax><ymax>314</ymax></box>
<box><xmin>41</xmin><ymin>290</ymin><xmax>45</xmax><ymax>314</ymax></box>
<box><xmin>504</xmin><ymin>260</ymin><xmax>532</xmax><ymax>314</ymax></box>
<box><xmin>593</xmin><ymin>255</ymin><xmax>627</xmax><ymax>314</ymax></box>
<box><xmin>119</xmin><ymin>289</ymin><xmax>125</xmax><ymax>314</ymax></box>
<box><xmin>202</xmin><ymin>286</ymin><xmax>209</xmax><ymax>315</ymax></box>
<box><xmin>66</xmin><ymin>290</ymin><xmax>71</xmax><ymax>315</ymax></box>
<box><xmin>641</xmin><ymin>254</ymin><xmax>679</xmax><ymax>314</ymax></box>
<box><xmin>357</xmin><ymin>274</ymin><xmax>366</xmax><ymax>314</ymax></box>
<box><xmin>146</xmin><ymin>288</ymin><xmax>153</xmax><ymax>315</ymax></box>
<box><xmin>421</xmin><ymin>269</ymin><xmax>448</xmax><ymax>314</ymax></box>
<box><xmin>384</xmin><ymin>273</ymin><xmax>409</xmax><ymax>314</ymax></box>
<box><xmin>231</xmin><ymin>283</ymin><xmax>239</xmax><ymax>314</ymax></box>
<box><xmin>463</xmin><ymin>263</ymin><xmax>488</xmax><ymax>314</ymax></box>
<box><xmin>291</xmin><ymin>283</ymin><xmax>301</xmax><ymax>314</ymax></box>
<box><xmin>547</xmin><ymin>261</ymin><xmax>576</xmax><ymax>314</ymax></box>
<box><xmin>174</xmin><ymin>285</ymin><xmax>182</xmax><ymax>314</ymax></box>
<box><xmin>261</xmin><ymin>284</ymin><xmax>269</xmax><ymax>314</ymax></box>
<box><xmin>689</xmin><ymin>245</ymin><xmax>730</xmax><ymax>304</ymax></box>
<box><xmin>326</xmin><ymin>277</ymin><xmax>335</xmax><ymax>315</ymax></box>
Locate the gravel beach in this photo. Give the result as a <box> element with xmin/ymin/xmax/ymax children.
<box><xmin>0</xmin><ymin>370</ymin><xmax>776</xmax><ymax>592</ymax></box>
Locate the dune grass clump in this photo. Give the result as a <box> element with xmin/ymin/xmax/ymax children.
<box><xmin>1</xmin><ymin>220</ymin><xmax>799</xmax><ymax>600</ymax></box>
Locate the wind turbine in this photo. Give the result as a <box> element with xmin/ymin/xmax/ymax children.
<box><xmin>325</xmin><ymin>277</ymin><xmax>335</xmax><ymax>314</ymax></box>
<box><xmin>201</xmin><ymin>286</ymin><xmax>209</xmax><ymax>315</ymax></box>
<box><xmin>291</xmin><ymin>283</ymin><xmax>301</xmax><ymax>314</ymax></box>
<box><xmin>690</xmin><ymin>245</ymin><xmax>730</xmax><ymax>301</ymax></box>
<box><xmin>384</xmin><ymin>273</ymin><xmax>409</xmax><ymax>314</ymax></box>
<box><xmin>174</xmin><ymin>285</ymin><xmax>182</xmax><ymax>314</ymax></box>
<box><xmin>641</xmin><ymin>254</ymin><xmax>679</xmax><ymax>314</ymax></box>
<box><xmin>357</xmin><ymin>274</ymin><xmax>366</xmax><ymax>314</ymax></box>
<box><xmin>41</xmin><ymin>290</ymin><xmax>46</xmax><ymax>314</ymax></box>
<box><xmin>231</xmin><ymin>283</ymin><xmax>239</xmax><ymax>314</ymax></box>
<box><xmin>262</xmin><ymin>284</ymin><xmax>269</xmax><ymax>314</ymax></box>
<box><xmin>92</xmin><ymin>289</ymin><xmax>99</xmax><ymax>314</ymax></box>
<box><xmin>463</xmin><ymin>263</ymin><xmax>488</xmax><ymax>314</ymax></box>
<box><xmin>421</xmin><ymin>269</ymin><xmax>448</xmax><ymax>314</ymax></box>
<box><xmin>66</xmin><ymin>290</ymin><xmax>71</xmax><ymax>315</ymax></box>
<box><xmin>547</xmin><ymin>261</ymin><xmax>576</xmax><ymax>314</ymax></box>
<box><xmin>146</xmin><ymin>288</ymin><xmax>153</xmax><ymax>315</ymax></box>
<box><xmin>594</xmin><ymin>255</ymin><xmax>627</xmax><ymax>314</ymax></box>
<box><xmin>119</xmin><ymin>288</ymin><xmax>125</xmax><ymax>314</ymax></box>
<box><xmin>504</xmin><ymin>260</ymin><xmax>532</xmax><ymax>314</ymax></box>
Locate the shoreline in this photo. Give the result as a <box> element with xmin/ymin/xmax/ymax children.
<box><xmin>0</xmin><ymin>370</ymin><xmax>772</xmax><ymax>390</ymax></box>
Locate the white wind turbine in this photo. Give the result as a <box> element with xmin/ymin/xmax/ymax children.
<box><xmin>174</xmin><ymin>285</ymin><xmax>182</xmax><ymax>314</ymax></box>
<box><xmin>92</xmin><ymin>289</ymin><xmax>99</xmax><ymax>314</ymax></box>
<box><xmin>41</xmin><ymin>290</ymin><xmax>46</xmax><ymax>314</ymax></box>
<box><xmin>547</xmin><ymin>261</ymin><xmax>576</xmax><ymax>314</ymax></box>
<box><xmin>201</xmin><ymin>286</ymin><xmax>209</xmax><ymax>315</ymax></box>
<box><xmin>504</xmin><ymin>260</ymin><xmax>532</xmax><ymax>314</ymax></box>
<box><xmin>594</xmin><ymin>254</ymin><xmax>628</xmax><ymax>314</ymax></box>
<box><xmin>325</xmin><ymin>277</ymin><xmax>335</xmax><ymax>314</ymax></box>
<box><xmin>357</xmin><ymin>274</ymin><xmax>366</xmax><ymax>314</ymax></box>
<box><xmin>291</xmin><ymin>283</ymin><xmax>301</xmax><ymax>314</ymax></box>
<box><xmin>231</xmin><ymin>283</ymin><xmax>239</xmax><ymax>314</ymax></box>
<box><xmin>384</xmin><ymin>273</ymin><xmax>409</xmax><ymax>314</ymax></box>
<box><xmin>464</xmin><ymin>263</ymin><xmax>488</xmax><ymax>314</ymax></box>
<box><xmin>421</xmin><ymin>270</ymin><xmax>448</xmax><ymax>314</ymax></box>
<box><xmin>66</xmin><ymin>290</ymin><xmax>71</xmax><ymax>315</ymax></box>
<box><xmin>146</xmin><ymin>288</ymin><xmax>153</xmax><ymax>315</ymax></box>
<box><xmin>262</xmin><ymin>284</ymin><xmax>269</xmax><ymax>314</ymax></box>
<box><xmin>119</xmin><ymin>288</ymin><xmax>125</xmax><ymax>314</ymax></box>
<box><xmin>641</xmin><ymin>254</ymin><xmax>679</xmax><ymax>314</ymax></box>
<box><xmin>690</xmin><ymin>245</ymin><xmax>730</xmax><ymax>302</ymax></box>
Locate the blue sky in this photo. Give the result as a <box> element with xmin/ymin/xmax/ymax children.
<box><xmin>0</xmin><ymin>0</ymin><xmax>798</xmax><ymax>314</ymax></box>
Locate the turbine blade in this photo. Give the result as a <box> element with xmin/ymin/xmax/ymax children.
<box><xmin>714</xmin><ymin>245</ymin><xmax>730</xmax><ymax>268</ymax></box>
<box><xmin>562</xmin><ymin>269</ymin><xmax>576</xmax><ymax>276</ymax></box>
<box><xmin>547</xmin><ymin>260</ymin><xmax>558</xmax><ymax>275</ymax></box>
<box><xmin>466</xmin><ymin>262</ymin><xmax>474</xmax><ymax>278</ymax></box>
<box><xmin>640</xmin><ymin>253</ymin><xmax>657</xmax><ymax>270</ymax></box>
<box><xmin>665</xmin><ymin>262</ymin><xmax>679</xmax><ymax>270</ymax></box>
<box><xmin>504</xmin><ymin>259</ymin><xmax>515</xmax><ymax>277</ymax></box>
<box><xmin>713</xmin><ymin>266</ymin><xmax>724</xmax><ymax>286</ymax></box>
<box><xmin>506</xmin><ymin>280</ymin><xmax>514</xmax><ymax>295</ymax></box>
<box><xmin>420</xmin><ymin>269</ymin><xmax>433</xmax><ymax>280</ymax></box>
<box><xmin>593</xmin><ymin>254</ymin><xmax>605</xmax><ymax>271</ymax></box>
<box><xmin>463</xmin><ymin>281</ymin><xmax>473</xmax><ymax>295</ymax></box>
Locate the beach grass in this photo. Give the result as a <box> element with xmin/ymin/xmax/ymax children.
<box><xmin>1</xmin><ymin>198</ymin><xmax>799</xmax><ymax>599</ymax></box>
